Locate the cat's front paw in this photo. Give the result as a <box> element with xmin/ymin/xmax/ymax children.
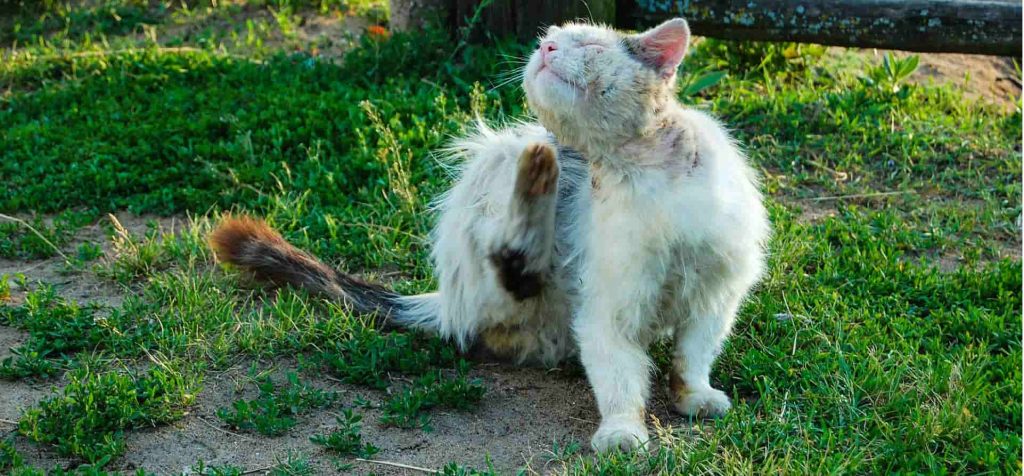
<box><xmin>673</xmin><ymin>386</ymin><xmax>731</xmax><ymax>417</ymax></box>
<box><xmin>591</xmin><ymin>417</ymin><xmax>649</xmax><ymax>453</ymax></box>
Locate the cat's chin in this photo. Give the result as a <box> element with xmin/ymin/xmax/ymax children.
<box><xmin>525</xmin><ymin>89</ymin><xmax>577</xmax><ymax>127</ymax></box>
<box><xmin>535</xmin><ymin>65</ymin><xmax>572</xmax><ymax>85</ymax></box>
<box><xmin>526</xmin><ymin>69</ymin><xmax>578</xmax><ymax>108</ymax></box>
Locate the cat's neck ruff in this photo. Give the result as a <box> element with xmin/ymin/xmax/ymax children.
<box><xmin>549</xmin><ymin>104</ymin><xmax>693</xmax><ymax>180</ymax></box>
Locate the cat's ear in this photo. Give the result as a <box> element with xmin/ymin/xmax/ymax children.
<box><xmin>628</xmin><ymin>18</ymin><xmax>690</xmax><ymax>78</ymax></box>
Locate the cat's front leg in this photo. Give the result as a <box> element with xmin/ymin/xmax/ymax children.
<box><xmin>489</xmin><ymin>143</ymin><xmax>560</xmax><ymax>300</ymax></box>
<box><xmin>575</xmin><ymin>228</ymin><xmax>666</xmax><ymax>452</ymax></box>
<box><xmin>577</xmin><ymin>310</ymin><xmax>653</xmax><ymax>451</ymax></box>
<box><xmin>670</xmin><ymin>298</ymin><xmax>740</xmax><ymax>417</ymax></box>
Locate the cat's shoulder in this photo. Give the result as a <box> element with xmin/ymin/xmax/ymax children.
<box><xmin>669</xmin><ymin>106</ymin><xmax>739</xmax><ymax>153</ymax></box>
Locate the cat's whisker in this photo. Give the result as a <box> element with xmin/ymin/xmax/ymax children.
<box><xmin>489</xmin><ymin>74</ymin><xmax>524</xmax><ymax>93</ymax></box>
<box><xmin>579</xmin><ymin>0</ymin><xmax>595</xmax><ymax>24</ymax></box>
<box><xmin>490</xmin><ymin>73</ymin><xmax>518</xmax><ymax>86</ymax></box>
<box><xmin>498</xmin><ymin>53</ymin><xmax>528</xmax><ymax>64</ymax></box>
<box><xmin>489</xmin><ymin>67</ymin><xmax>526</xmax><ymax>91</ymax></box>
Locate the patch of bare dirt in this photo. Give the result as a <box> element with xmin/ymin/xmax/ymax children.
<box><xmin>149</xmin><ymin>6</ymin><xmax>372</xmax><ymax>60</ymax></box>
<box><xmin>0</xmin><ymin>213</ymin><xmax>178</xmax><ymax>307</ymax></box>
<box><xmin>116</xmin><ymin>363</ymin><xmax>603</xmax><ymax>474</ymax></box>
<box><xmin>0</xmin><ymin>326</ymin><xmax>62</xmax><ymax>426</ymax></box>
<box><xmin>792</xmin><ymin>200</ymin><xmax>838</xmax><ymax>224</ymax></box>
<box><xmin>7</xmin><ymin>356</ymin><xmax>688</xmax><ymax>474</ymax></box>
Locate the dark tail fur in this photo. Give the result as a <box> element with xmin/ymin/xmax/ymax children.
<box><xmin>209</xmin><ymin>216</ymin><xmax>406</xmax><ymax>325</ymax></box>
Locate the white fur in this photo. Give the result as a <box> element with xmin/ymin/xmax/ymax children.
<box><xmin>396</xmin><ymin>18</ymin><xmax>769</xmax><ymax>452</ymax></box>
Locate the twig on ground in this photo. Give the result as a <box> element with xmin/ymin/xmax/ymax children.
<box><xmin>566</xmin><ymin>415</ymin><xmax>596</xmax><ymax>425</ymax></box>
<box><xmin>806</xmin><ymin>190</ymin><xmax>913</xmax><ymax>202</ymax></box>
<box><xmin>322</xmin><ymin>374</ymin><xmax>347</xmax><ymax>385</ymax></box>
<box><xmin>197</xmin><ymin>416</ymin><xmax>252</xmax><ymax>441</ymax></box>
<box><xmin>240</xmin><ymin>464</ymin><xmax>274</xmax><ymax>475</ymax></box>
<box><xmin>0</xmin><ymin>418</ymin><xmax>18</xmax><ymax>426</ymax></box>
<box><xmin>23</xmin><ymin>47</ymin><xmax>264</xmax><ymax>64</ymax></box>
<box><xmin>0</xmin><ymin>213</ymin><xmax>71</xmax><ymax>262</ymax></box>
<box><xmin>355</xmin><ymin>458</ymin><xmax>438</xmax><ymax>474</ymax></box>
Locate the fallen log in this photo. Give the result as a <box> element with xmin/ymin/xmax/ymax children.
<box><xmin>623</xmin><ymin>0</ymin><xmax>1021</xmax><ymax>56</ymax></box>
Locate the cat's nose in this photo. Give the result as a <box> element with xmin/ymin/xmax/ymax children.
<box><xmin>540</xmin><ymin>41</ymin><xmax>558</xmax><ymax>62</ymax></box>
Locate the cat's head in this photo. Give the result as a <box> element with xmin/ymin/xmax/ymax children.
<box><xmin>522</xmin><ymin>18</ymin><xmax>691</xmax><ymax>148</ymax></box>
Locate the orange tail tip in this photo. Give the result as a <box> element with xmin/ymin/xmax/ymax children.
<box><xmin>209</xmin><ymin>215</ymin><xmax>286</xmax><ymax>265</ymax></box>
<box><xmin>207</xmin><ymin>214</ymin><xmax>412</xmax><ymax>327</ymax></box>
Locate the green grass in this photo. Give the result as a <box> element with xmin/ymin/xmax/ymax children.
<box><xmin>0</xmin><ymin>0</ymin><xmax>1020</xmax><ymax>473</ymax></box>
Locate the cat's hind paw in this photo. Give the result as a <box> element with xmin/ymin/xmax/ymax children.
<box><xmin>515</xmin><ymin>142</ymin><xmax>559</xmax><ymax>198</ymax></box>
<box><xmin>672</xmin><ymin>386</ymin><xmax>731</xmax><ymax>418</ymax></box>
<box><xmin>591</xmin><ymin>417</ymin><xmax>649</xmax><ymax>453</ymax></box>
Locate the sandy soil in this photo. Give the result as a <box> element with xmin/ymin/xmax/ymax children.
<box><xmin>111</xmin><ymin>363</ymin><xmax>611</xmax><ymax>475</ymax></box>
<box><xmin>6</xmin><ymin>358</ymin><xmax>613</xmax><ymax>474</ymax></box>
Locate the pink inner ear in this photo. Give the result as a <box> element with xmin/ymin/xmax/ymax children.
<box><xmin>642</xmin><ymin>20</ymin><xmax>690</xmax><ymax>74</ymax></box>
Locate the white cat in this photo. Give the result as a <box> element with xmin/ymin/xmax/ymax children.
<box><xmin>210</xmin><ymin>18</ymin><xmax>769</xmax><ymax>452</ymax></box>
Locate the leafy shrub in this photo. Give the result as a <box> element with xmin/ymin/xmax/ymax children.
<box><xmin>19</xmin><ymin>366</ymin><xmax>199</xmax><ymax>465</ymax></box>
<box><xmin>310</xmin><ymin>409</ymin><xmax>378</xmax><ymax>457</ymax></box>
<box><xmin>216</xmin><ymin>372</ymin><xmax>337</xmax><ymax>435</ymax></box>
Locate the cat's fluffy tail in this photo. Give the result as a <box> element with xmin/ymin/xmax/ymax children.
<box><xmin>208</xmin><ymin>215</ymin><xmax>439</xmax><ymax>331</ymax></box>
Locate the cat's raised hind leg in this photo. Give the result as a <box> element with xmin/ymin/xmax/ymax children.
<box><xmin>489</xmin><ymin>142</ymin><xmax>560</xmax><ymax>300</ymax></box>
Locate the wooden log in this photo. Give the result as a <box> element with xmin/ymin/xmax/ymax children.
<box><xmin>621</xmin><ymin>0</ymin><xmax>1021</xmax><ymax>56</ymax></box>
<box><xmin>390</xmin><ymin>0</ymin><xmax>451</xmax><ymax>32</ymax></box>
<box><xmin>452</xmin><ymin>0</ymin><xmax>615</xmax><ymax>42</ymax></box>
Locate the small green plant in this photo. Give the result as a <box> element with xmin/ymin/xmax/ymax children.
<box><xmin>216</xmin><ymin>372</ymin><xmax>337</xmax><ymax>436</ymax></box>
<box><xmin>0</xmin><ymin>274</ymin><xmax>11</xmax><ymax>302</ymax></box>
<box><xmin>439</xmin><ymin>461</ymin><xmax>498</xmax><ymax>476</ymax></box>
<box><xmin>316</xmin><ymin>328</ymin><xmax>459</xmax><ymax>389</ymax></box>
<box><xmin>18</xmin><ymin>365</ymin><xmax>199</xmax><ymax>465</ymax></box>
<box><xmin>98</xmin><ymin>215</ymin><xmax>170</xmax><ymax>284</ymax></box>
<box><xmin>545</xmin><ymin>438</ymin><xmax>582</xmax><ymax>465</ymax></box>
<box><xmin>310</xmin><ymin>408</ymin><xmax>379</xmax><ymax>458</ymax></box>
<box><xmin>678</xmin><ymin>69</ymin><xmax>726</xmax><ymax>100</ymax></box>
<box><xmin>361</xmin><ymin>100</ymin><xmax>418</xmax><ymax>210</ymax></box>
<box><xmin>183</xmin><ymin>461</ymin><xmax>243</xmax><ymax>476</ymax></box>
<box><xmin>862</xmin><ymin>52</ymin><xmax>920</xmax><ymax>93</ymax></box>
<box><xmin>0</xmin><ymin>438</ymin><xmax>25</xmax><ymax>472</ymax></box>
<box><xmin>379</xmin><ymin>364</ymin><xmax>485</xmax><ymax>430</ymax></box>
<box><xmin>73</xmin><ymin>242</ymin><xmax>104</xmax><ymax>265</ymax></box>
<box><xmin>269</xmin><ymin>6</ymin><xmax>298</xmax><ymax>41</ymax></box>
<box><xmin>0</xmin><ymin>286</ymin><xmax>103</xmax><ymax>379</ymax></box>
<box><xmin>0</xmin><ymin>348</ymin><xmax>59</xmax><ymax>380</ymax></box>
<box><xmin>268</xmin><ymin>452</ymin><xmax>314</xmax><ymax>476</ymax></box>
